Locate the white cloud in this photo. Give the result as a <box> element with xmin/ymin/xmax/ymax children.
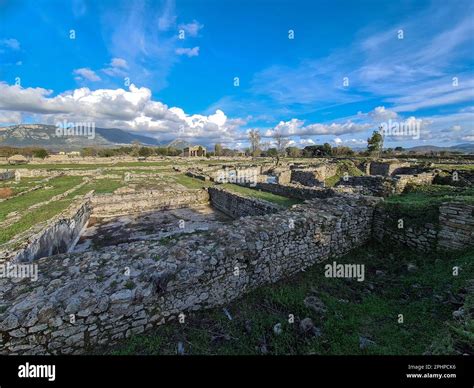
<box><xmin>110</xmin><ymin>57</ymin><xmax>128</xmax><ymax>69</ymax></box>
<box><xmin>175</xmin><ymin>47</ymin><xmax>200</xmax><ymax>57</ymax></box>
<box><xmin>368</xmin><ymin>106</ymin><xmax>398</xmax><ymax>122</ymax></box>
<box><xmin>157</xmin><ymin>0</ymin><xmax>176</xmax><ymax>31</ymax></box>
<box><xmin>0</xmin><ymin>83</ymin><xmax>241</xmax><ymax>145</ymax></box>
<box><xmin>265</xmin><ymin>118</ymin><xmax>372</xmax><ymax>139</ymax></box>
<box><xmin>73</xmin><ymin>68</ymin><xmax>101</xmax><ymax>82</ymax></box>
<box><xmin>178</xmin><ymin>20</ymin><xmax>204</xmax><ymax>37</ymax></box>
<box><xmin>0</xmin><ymin>38</ymin><xmax>20</xmax><ymax>50</ymax></box>
<box><xmin>102</xmin><ymin>58</ymin><xmax>129</xmax><ymax>77</ymax></box>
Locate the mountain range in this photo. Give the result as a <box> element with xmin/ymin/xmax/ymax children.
<box><xmin>0</xmin><ymin>124</ymin><xmax>191</xmax><ymax>151</ymax></box>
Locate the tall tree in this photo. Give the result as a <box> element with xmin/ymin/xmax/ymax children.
<box><xmin>367</xmin><ymin>130</ymin><xmax>383</xmax><ymax>157</ymax></box>
<box><xmin>248</xmin><ymin>129</ymin><xmax>261</xmax><ymax>157</ymax></box>
<box><xmin>214</xmin><ymin>143</ymin><xmax>223</xmax><ymax>156</ymax></box>
<box><xmin>272</xmin><ymin>129</ymin><xmax>289</xmax><ymax>166</ymax></box>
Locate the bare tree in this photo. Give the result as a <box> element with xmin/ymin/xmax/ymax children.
<box><xmin>248</xmin><ymin>129</ymin><xmax>261</xmax><ymax>157</ymax></box>
<box><xmin>272</xmin><ymin>129</ymin><xmax>289</xmax><ymax>166</ymax></box>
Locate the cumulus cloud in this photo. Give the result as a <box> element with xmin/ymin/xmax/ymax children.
<box><xmin>368</xmin><ymin>106</ymin><xmax>399</xmax><ymax>122</ymax></box>
<box><xmin>73</xmin><ymin>68</ymin><xmax>101</xmax><ymax>82</ymax></box>
<box><xmin>0</xmin><ymin>82</ymin><xmax>241</xmax><ymax>145</ymax></box>
<box><xmin>175</xmin><ymin>47</ymin><xmax>200</xmax><ymax>57</ymax></box>
<box><xmin>102</xmin><ymin>58</ymin><xmax>129</xmax><ymax>78</ymax></box>
<box><xmin>267</xmin><ymin>118</ymin><xmax>372</xmax><ymax>138</ymax></box>
<box><xmin>178</xmin><ymin>20</ymin><xmax>204</xmax><ymax>37</ymax></box>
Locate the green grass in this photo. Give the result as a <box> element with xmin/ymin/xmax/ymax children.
<box><xmin>172</xmin><ymin>174</ymin><xmax>213</xmax><ymax>190</ymax></box>
<box><xmin>0</xmin><ymin>188</ymin><xmax>84</xmax><ymax>244</ymax></box>
<box><xmin>382</xmin><ymin>184</ymin><xmax>474</xmax><ymax>226</ymax></box>
<box><xmin>0</xmin><ymin>175</ymin><xmax>83</xmax><ymax>222</ymax></box>
<box><xmin>104</xmin><ymin>245</ymin><xmax>473</xmax><ymax>355</ymax></box>
<box><xmin>221</xmin><ymin>183</ymin><xmax>302</xmax><ymax>208</ymax></box>
<box><xmin>325</xmin><ymin>160</ymin><xmax>365</xmax><ymax>187</ymax></box>
<box><xmin>433</xmin><ymin>164</ymin><xmax>474</xmax><ymax>171</ymax></box>
<box><xmin>0</xmin><ymin>177</ymin><xmax>122</xmax><ymax>244</ymax></box>
<box><xmin>0</xmin><ymin>177</ymin><xmax>46</xmax><ymax>195</ymax></box>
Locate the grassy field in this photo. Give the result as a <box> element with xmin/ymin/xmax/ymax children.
<box><xmin>221</xmin><ymin>183</ymin><xmax>302</xmax><ymax>208</ymax></box>
<box><xmin>0</xmin><ymin>191</ymin><xmax>82</xmax><ymax>245</ymax></box>
<box><xmin>172</xmin><ymin>174</ymin><xmax>214</xmax><ymax>190</ymax></box>
<box><xmin>105</xmin><ymin>244</ymin><xmax>473</xmax><ymax>355</ymax></box>
<box><xmin>0</xmin><ymin>175</ymin><xmax>83</xmax><ymax>222</ymax></box>
<box><xmin>0</xmin><ymin>177</ymin><xmax>123</xmax><ymax>244</ymax></box>
<box><xmin>433</xmin><ymin>164</ymin><xmax>474</xmax><ymax>171</ymax></box>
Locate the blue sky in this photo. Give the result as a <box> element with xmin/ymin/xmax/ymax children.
<box><xmin>0</xmin><ymin>0</ymin><xmax>473</xmax><ymax>149</ymax></box>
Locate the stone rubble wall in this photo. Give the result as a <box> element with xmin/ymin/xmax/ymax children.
<box><xmin>291</xmin><ymin>169</ymin><xmax>325</xmax><ymax>187</ymax></box>
<box><xmin>91</xmin><ymin>189</ymin><xmax>210</xmax><ymax>217</ymax></box>
<box><xmin>392</xmin><ymin>173</ymin><xmax>436</xmax><ymax>194</ymax></box>
<box><xmin>438</xmin><ymin>202</ymin><xmax>474</xmax><ymax>251</ymax></box>
<box><xmin>373</xmin><ymin>201</ymin><xmax>473</xmax><ymax>252</ymax></box>
<box><xmin>290</xmin><ymin>165</ymin><xmax>339</xmax><ymax>187</ymax></box>
<box><xmin>336</xmin><ymin>173</ymin><xmax>436</xmax><ymax>197</ymax></box>
<box><xmin>372</xmin><ymin>207</ymin><xmax>438</xmax><ymax>252</ymax></box>
<box><xmin>14</xmin><ymin>169</ymin><xmax>63</xmax><ymax>178</ymax></box>
<box><xmin>0</xmin><ymin>196</ymin><xmax>93</xmax><ymax>264</ymax></box>
<box><xmin>185</xmin><ymin>171</ymin><xmax>210</xmax><ymax>181</ymax></box>
<box><xmin>0</xmin><ymin>195</ymin><xmax>378</xmax><ymax>355</ymax></box>
<box><xmin>208</xmin><ymin>187</ymin><xmax>283</xmax><ymax>218</ymax></box>
<box><xmin>0</xmin><ymin>170</ymin><xmax>15</xmax><ymax>181</ymax></box>
<box><xmin>237</xmin><ymin>182</ymin><xmax>338</xmax><ymax>201</ymax></box>
<box><xmin>369</xmin><ymin>161</ymin><xmax>411</xmax><ymax>176</ymax></box>
<box><xmin>336</xmin><ymin>176</ymin><xmax>394</xmax><ymax>197</ymax></box>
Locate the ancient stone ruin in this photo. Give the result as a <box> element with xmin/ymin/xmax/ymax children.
<box><xmin>0</xmin><ymin>161</ymin><xmax>472</xmax><ymax>355</ymax></box>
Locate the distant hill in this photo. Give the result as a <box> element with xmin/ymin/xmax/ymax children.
<box><xmin>166</xmin><ymin>139</ymin><xmax>191</xmax><ymax>150</ymax></box>
<box><xmin>405</xmin><ymin>143</ymin><xmax>474</xmax><ymax>154</ymax></box>
<box><xmin>0</xmin><ymin>124</ymin><xmax>160</xmax><ymax>150</ymax></box>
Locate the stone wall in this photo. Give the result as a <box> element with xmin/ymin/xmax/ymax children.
<box><xmin>373</xmin><ymin>207</ymin><xmax>438</xmax><ymax>252</ymax></box>
<box><xmin>291</xmin><ymin>169</ymin><xmax>324</xmax><ymax>187</ymax></box>
<box><xmin>239</xmin><ymin>182</ymin><xmax>338</xmax><ymax>201</ymax></box>
<box><xmin>438</xmin><ymin>202</ymin><xmax>474</xmax><ymax>251</ymax></box>
<box><xmin>336</xmin><ymin>173</ymin><xmax>436</xmax><ymax>197</ymax></box>
<box><xmin>0</xmin><ymin>195</ymin><xmax>378</xmax><ymax>355</ymax></box>
<box><xmin>0</xmin><ymin>170</ymin><xmax>15</xmax><ymax>181</ymax></box>
<box><xmin>336</xmin><ymin>176</ymin><xmax>394</xmax><ymax>197</ymax></box>
<box><xmin>290</xmin><ymin>164</ymin><xmax>340</xmax><ymax>187</ymax></box>
<box><xmin>91</xmin><ymin>189</ymin><xmax>210</xmax><ymax>217</ymax></box>
<box><xmin>369</xmin><ymin>161</ymin><xmax>410</xmax><ymax>176</ymax></box>
<box><xmin>392</xmin><ymin>173</ymin><xmax>436</xmax><ymax>194</ymax></box>
<box><xmin>208</xmin><ymin>187</ymin><xmax>283</xmax><ymax>218</ymax></box>
<box><xmin>0</xmin><ymin>197</ymin><xmax>93</xmax><ymax>264</ymax></box>
<box><xmin>186</xmin><ymin>171</ymin><xmax>210</xmax><ymax>181</ymax></box>
<box><xmin>373</xmin><ymin>200</ymin><xmax>474</xmax><ymax>252</ymax></box>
